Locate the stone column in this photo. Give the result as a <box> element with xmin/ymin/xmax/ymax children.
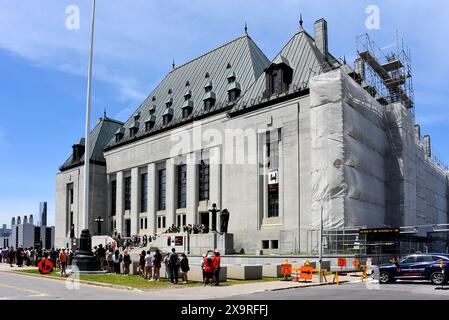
<box><xmin>166</xmin><ymin>159</ymin><xmax>176</xmax><ymax>228</ymax></box>
<box><xmin>147</xmin><ymin>163</ymin><xmax>157</xmax><ymax>236</ymax></box>
<box><xmin>187</xmin><ymin>152</ymin><xmax>199</xmax><ymax>225</ymax></box>
<box><xmin>106</xmin><ymin>175</ymin><xmax>111</xmax><ymax>234</ymax></box>
<box><xmin>130</xmin><ymin>167</ymin><xmax>139</xmax><ymax>237</ymax></box>
<box><xmin>115</xmin><ymin>171</ymin><xmax>124</xmax><ymax>236</ymax></box>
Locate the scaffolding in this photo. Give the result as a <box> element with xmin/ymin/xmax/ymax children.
<box><xmin>354</xmin><ymin>33</ymin><xmax>414</xmax><ymax>111</ymax></box>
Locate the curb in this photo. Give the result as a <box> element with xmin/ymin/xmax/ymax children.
<box><xmin>6</xmin><ymin>270</ymin><xmax>138</xmax><ymax>291</ymax></box>
<box><xmin>269</xmin><ymin>280</ymin><xmax>350</xmax><ymax>292</ymax></box>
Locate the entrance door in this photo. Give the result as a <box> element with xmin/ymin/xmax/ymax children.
<box><xmin>200</xmin><ymin>212</ymin><xmax>209</xmax><ymax>228</ymax></box>
<box><xmin>125</xmin><ymin>219</ymin><xmax>131</xmax><ymax>237</ymax></box>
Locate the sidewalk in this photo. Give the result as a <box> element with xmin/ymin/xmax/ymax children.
<box><xmin>133</xmin><ymin>275</ymin><xmax>354</xmax><ymax>300</ymax></box>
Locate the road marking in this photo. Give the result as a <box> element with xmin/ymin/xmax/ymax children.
<box><xmin>0</xmin><ymin>283</ymin><xmax>48</xmax><ymax>297</ymax></box>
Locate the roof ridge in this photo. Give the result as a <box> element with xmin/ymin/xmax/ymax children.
<box><xmin>101</xmin><ymin>116</ymin><xmax>124</xmax><ymax>126</ymax></box>
<box><xmin>169</xmin><ymin>34</ymin><xmax>250</xmax><ymax>73</ymax></box>
<box><xmin>236</xmin><ymin>32</ymin><xmax>305</xmax><ymax>100</ymax></box>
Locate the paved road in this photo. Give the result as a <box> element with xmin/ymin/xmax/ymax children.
<box><xmin>0</xmin><ymin>271</ymin><xmax>147</xmax><ymax>300</ymax></box>
<box><xmin>228</xmin><ymin>280</ymin><xmax>449</xmax><ymax>300</ymax></box>
<box><xmin>2</xmin><ymin>268</ymin><xmax>448</xmax><ymax>300</ymax></box>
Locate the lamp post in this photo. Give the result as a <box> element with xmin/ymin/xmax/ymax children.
<box><xmin>94</xmin><ymin>216</ymin><xmax>104</xmax><ymax>235</ymax></box>
<box><xmin>71</xmin><ymin>0</ymin><xmax>98</xmax><ymax>272</ymax></box>
<box><xmin>319</xmin><ymin>199</ymin><xmax>324</xmax><ymax>283</ymax></box>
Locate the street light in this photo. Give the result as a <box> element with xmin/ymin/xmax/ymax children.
<box><xmin>319</xmin><ymin>199</ymin><xmax>324</xmax><ymax>283</ymax></box>
<box><xmin>94</xmin><ymin>216</ymin><xmax>104</xmax><ymax>235</ymax></box>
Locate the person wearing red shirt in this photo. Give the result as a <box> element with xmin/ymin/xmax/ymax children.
<box><xmin>212</xmin><ymin>250</ymin><xmax>221</xmax><ymax>286</ymax></box>
<box><xmin>59</xmin><ymin>248</ymin><xmax>68</xmax><ymax>277</ymax></box>
<box><xmin>203</xmin><ymin>253</ymin><xmax>214</xmax><ymax>286</ymax></box>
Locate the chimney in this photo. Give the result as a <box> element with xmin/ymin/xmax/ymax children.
<box><xmin>314</xmin><ymin>18</ymin><xmax>328</xmax><ymax>60</ymax></box>
<box><xmin>17</xmin><ymin>216</ymin><xmax>21</xmax><ymax>225</ymax></box>
<box><xmin>30</xmin><ymin>214</ymin><xmax>34</xmax><ymax>225</ymax></box>
<box><xmin>23</xmin><ymin>215</ymin><xmax>28</xmax><ymax>224</ymax></box>
<box><xmin>414</xmin><ymin>125</ymin><xmax>421</xmax><ymax>143</ymax></box>
<box><xmin>423</xmin><ymin>135</ymin><xmax>431</xmax><ymax>158</ymax></box>
<box><xmin>355</xmin><ymin>58</ymin><xmax>365</xmax><ymax>81</ymax></box>
<box><xmin>11</xmin><ymin>217</ymin><xmax>15</xmax><ymax>226</ymax></box>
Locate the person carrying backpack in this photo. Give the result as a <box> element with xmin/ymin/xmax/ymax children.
<box><xmin>180</xmin><ymin>253</ymin><xmax>190</xmax><ymax>284</ymax></box>
<box><xmin>202</xmin><ymin>251</ymin><xmax>214</xmax><ymax>286</ymax></box>
<box><xmin>169</xmin><ymin>248</ymin><xmax>180</xmax><ymax>284</ymax></box>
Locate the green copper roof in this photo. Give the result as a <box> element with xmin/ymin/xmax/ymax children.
<box><xmin>59</xmin><ymin>117</ymin><xmax>124</xmax><ymax>171</ymax></box>
<box><xmin>106</xmin><ymin>34</ymin><xmax>270</xmax><ymax>150</ymax></box>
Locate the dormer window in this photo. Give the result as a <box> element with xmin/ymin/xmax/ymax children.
<box><xmin>265</xmin><ymin>54</ymin><xmax>293</xmax><ymax>96</ymax></box>
<box><xmin>130</xmin><ymin>121</ymin><xmax>140</xmax><ymax>138</ymax></box>
<box><xmin>144</xmin><ymin>114</ymin><xmax>156</xmax><ymax>132</ymax></box>
<box><xmin>133</xmin><ymin>112</ymin><xmax>141</xmax><ymax>121</ymax></box>
<box><xmin>72</xmin><ymin>138</ymin><xmax>85</xmax><ymax>162</ymax></box>
<box><xmin>149</xmin><ymin>104</ymin><xmax>156</xmax><ymax>115</ymax></box>
<box><xmin>227</xmin><ymin>72</ymin><xmax>241</xmax><ymax>103</ymax></box>
<box><xmin>115</xmin><ymin>128</ymin><xmax>125</xmax><ymax>143</ymax></box>
<box><xmin>182</xmin><ymin>90</ymin><xmax>194</xmax><ymax>119</ymax></box>
<box><xmin>163</xmin><ymin>107</ymin><xmax>173</xmax><ymax>125</ymax></box>
<box><xmin>165</xmin><ymin>97</ymin><xmax>173</xmax><ymax>108</ymax></box>
<box><xmin>203</xmin><ymin>81</ymin><xmax>216</xmax><ymax>111</ymax></box>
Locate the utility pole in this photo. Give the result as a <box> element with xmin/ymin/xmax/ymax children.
<box><xmin>319</xmin><ymin>200</ymin><xmax>324</xmax><ymax>283</ymax></box>
<box><xmin>83</xmin><ymin>0</ymin><xmax>96</xmax><ymax>231</ymax></box>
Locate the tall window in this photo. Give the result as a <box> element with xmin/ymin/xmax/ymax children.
<box><xmin>199</xmin><ymin>159</ymin><xmax>210</xmax><ymax>201</ymax></box>
<box><xmin>266</xmin><ymin>130</ymin><xmax>280</xmax><ymax>218</ymax></box>
<box><xmin>157</xmin><ymin>216</ymin><xmax>166</xmax><ymax>229</ymax></box>
<box><xmin>111</xmin><ymin>180</ymin><xmax>117</xmax><ymax>216</ymax></box>
<box><xmin>140</xmin><ymin>173</ymin><xmax>148</xmax><ymax>212</ymax></box>
<box><xmin>158</xmin><ymin>169</ymin><xmax>166</xmax><ymax>210</ymax></box>
<box><xmin>270</xmin><ymin>69</ymin><xmax>281</xmax><ymax>95</ymax></box>
<box><xmin>124</xmin><ymin>177</ymin><xmax>131</xmax><ymax>211</ymax></box>
<box><xmin>177</xmin><ymin>164</ymin><xmax>187</xmax><ymax>208</ymax></box>
<box><xmin>67</xmin><ymin>184</ymin><xmax>74</xmax><ymax>205</ymax></box>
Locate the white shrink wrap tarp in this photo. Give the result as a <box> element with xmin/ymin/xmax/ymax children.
<box><xmin>310</xmin><ymin>69</ymin><xmax>387</xmax><ymax>230</ymax></box>
<box><xmin>344</xmin><ymin>135</ymin><xmax>385</xmax><ymax>181</ymax></box>
<box><xmin>343</xmin><ymin>103</ymin><xmax>387</xmax><ymax>155</ymax></box>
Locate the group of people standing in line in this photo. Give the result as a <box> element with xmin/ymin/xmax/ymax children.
<box><xmin>2</xmin><ymin>244</ymin><xmax>222</xmax><ymax>286</ymax></box>
<box><xmin>133</xmin><ymin>248</ymin><xmax>222</xmax><ymax>286</ymax></box>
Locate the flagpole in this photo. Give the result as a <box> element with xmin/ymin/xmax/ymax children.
<box><xmin>83</xmin><ymin>0</ymin><xmax>96</xmax><ymax>232</ymax></box>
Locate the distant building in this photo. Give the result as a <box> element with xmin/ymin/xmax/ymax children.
<box><xmin>0</xmin><ymin>224</ymin><xmax>11</xmax><ymax>248</ymax></box>
<box><xmin>10</xmin><ymin>215</ymin><xmax>55</xmax><ymax>249</ymax></box>
<box><xmin>39</xmin><ymin>201</ymin><xmax>47</xmax><ymax>226</ymax></box>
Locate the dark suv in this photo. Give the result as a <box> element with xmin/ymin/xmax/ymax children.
<box><xmin>378</xmin><ymin>254</ymin><xmax>449</xmax><ymax>285</ymax></box>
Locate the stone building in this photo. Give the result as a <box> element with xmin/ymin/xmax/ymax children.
<box><xmin>55</xmin><ymin>116</ymin><xmax>123</xmax><ymax>248</ymax></box>
<box><xmin>55</xmin><ymin>18</ymin><xmax>449</xmax><ymax>254</ymax></box>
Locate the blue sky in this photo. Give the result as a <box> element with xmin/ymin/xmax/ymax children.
<box><xmin>0</xmin><ymin>0</ymin><xmax>448</xmax><ymax>226</ymax></box>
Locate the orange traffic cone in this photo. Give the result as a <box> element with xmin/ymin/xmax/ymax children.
<box><xmin>293</xmin><ymin>272</ymin><xmax>299</xmax><ymax>282</ymax></box>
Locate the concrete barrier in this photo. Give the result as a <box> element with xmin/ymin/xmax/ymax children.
<box><xmin>262</xmin><ymin>264</ymin><xmax>282</xmax><ymax>278</ymax></box>
<box><xmin>227</xmin><ymin>264</ymin><xmax>262</xmax><ymax>280</ymax></box>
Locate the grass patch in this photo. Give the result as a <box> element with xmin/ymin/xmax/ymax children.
<box><xmin>15</xmin><ymin>269</ymin><xmax>201</xmax><ymax>290</ymax></box>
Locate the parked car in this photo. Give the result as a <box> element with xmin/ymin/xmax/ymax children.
<box><xmin>379</xmin><ymin>254</ymin><xmax>449</xmax><ymax>285</ymax></box>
